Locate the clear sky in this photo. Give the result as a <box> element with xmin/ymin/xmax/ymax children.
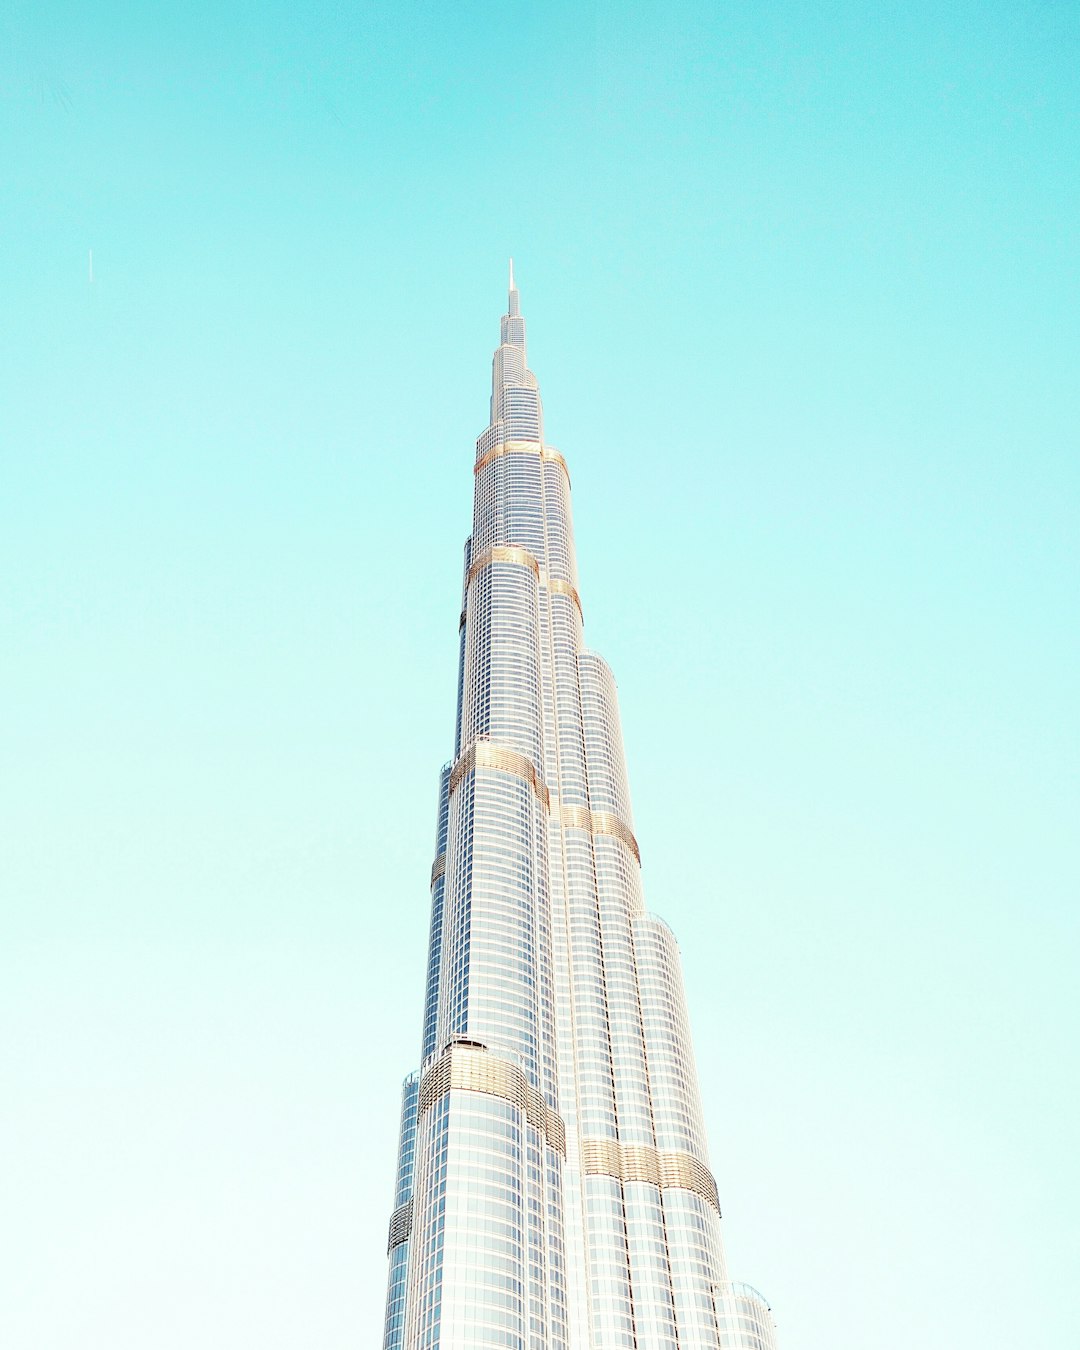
<box><xmin>2</xmin><ymin>2</ymin><xmax>1078</xmax><ymax>1347</ymax></box>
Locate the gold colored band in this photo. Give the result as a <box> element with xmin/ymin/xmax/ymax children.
<box><xmin>467</xmin><ymin>545</ymin><xmax>541</xmax><ymax>587</ymax></box>
<box><xmin>419</xmin><ymin>1042</ymin><xmax>566</xmax><ymax>1155</ymax></box>
<box><xmin>553</xmin><ymin>800</ymin><xmax>641</xmax><ymax>865</ymax></box>
<box><xmin>430</xmin><ymin>853</ymin><xmax>446</xmax><ymax>887</ymax></box>
<box><xmin>386</xmin><ymin>1197</ymin><xmax>413</xmax><ymax>1253</ymax></box>
<box><xmin>449</xmin><ymin>740</ymin><xmax>551</xmax><ymax>809</ymax></box>
<box><xmin>542</xmin><ymin>446</ymin><xmax>570</xmax><ymax>477</ymax></box>
<box><xmin>445</xmin><ymin>754</ymin><xmax>636</xmax><ymax>861</ymax></box>
<box><xmin>474</xmin><ymin>440</ymin><xmax>570</xmax><ymax>481</ymax></box>
<box><xmin>464</xmin><ymin>544</ymin><xmax>582</xmax><ymax>623</ymax></box>
<box><xmin>580</xmin><ymin>1137</ymin><xmax>720</xmax><ymax>1214</ymax></box>
<box><xmin>546</xmin><ymin>576</ymin><xmax>583</xmax><ymax>620</ymax></box>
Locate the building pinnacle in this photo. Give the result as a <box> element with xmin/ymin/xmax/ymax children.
<box><xmin>508</xmin><ymin>257</ymin><xmax>520</xmax><ymax>317</ymax></box>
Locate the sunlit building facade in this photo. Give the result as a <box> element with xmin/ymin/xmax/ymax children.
<box><xmin>381</xmin><ymin>267</ymin><xmax>778</xmax><ymax>1350</ymax></box>
<box><xmin>714</xmin><ymin>1283</ymin><xmax>778</xmax><ymax>1350</ymax></box>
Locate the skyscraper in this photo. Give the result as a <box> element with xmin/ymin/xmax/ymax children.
<box><xmin>381</xmin><ymin>267</ymin><xmax>777</xmax><ymax>1350</ymax></box>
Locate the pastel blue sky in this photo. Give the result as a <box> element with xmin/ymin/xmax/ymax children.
<box><xmin>3</xmin><ymin>3</ymin><xmax>1078</xmax><ymax>1347</ymax></box>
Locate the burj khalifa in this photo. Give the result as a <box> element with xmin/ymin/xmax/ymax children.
<box><xmin>381</xmin><ymin>266</ymin><xmax>777</xmax><ymax>1350</ymax></box>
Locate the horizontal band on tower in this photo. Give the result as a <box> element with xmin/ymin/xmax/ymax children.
<box><xmin>545</xmin><ymin>575</ymin><xmax>584</xmax><ymax>619</ymax></box>
<box><xmin>553</xmin><ymin>800</ymin><xmax>641</xmax><ymax>865</ymax></box>
<box><xmin>419</xmin><ymin>1042</ymin><xmax>566</xmax><ymax>1155</ymax></box>
<box><xmin>449</xmin><ymin>740</ymin><xmax>551</xmax><ymax>809</ymax></box>
<box><xmin>580</xmin><ymin>1138</ymin><xmax>721</xmax><ymax>1214</ymax></box>
<box><xmin>467</xmin><ymin>545</ymin><xmax>540</xmax><ymax>587</ymax></box>
<box><xmin>430</xmin><ymin>853</ymin><xmax>446</xmax><ymax>887</ymax></box>
<box><xmin>465</xmin><ymin>544</ymin><xmax>583</xmax><ymax>621</ymax></box>
<box><xmin>386</xmin><ymin>1197</ymin><xmax>413</xmax><ymax>1254</ymax></box>
<box><xmin>474</xmin><ymin>440</ymin><xmax>570</xmax><ymax>481</ymax></box>
<box><xmin>447</xmin><ymin>743</ymin><xmax>640</xmax><ymax>865</ymax></box>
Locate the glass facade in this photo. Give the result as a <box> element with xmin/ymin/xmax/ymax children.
<box><xmin>381</xmin><ymin>267</ymin><xmax>777</xmax><ymax>1349</ymax></box>
<box><xmin>714</xmin><ymin>1283</ymin><xmax>779</xmax><ymax>1350</ymax></box>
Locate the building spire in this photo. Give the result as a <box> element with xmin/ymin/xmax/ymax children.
<box><xmin>508</xmin><ymin>257</ymin><xmax>520</xmax><ymax>317</ymax></box>
<box><xmin>479</xmin><ymin>260</ymin><xmax>542</xmax><ymax>448</ymax></box>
